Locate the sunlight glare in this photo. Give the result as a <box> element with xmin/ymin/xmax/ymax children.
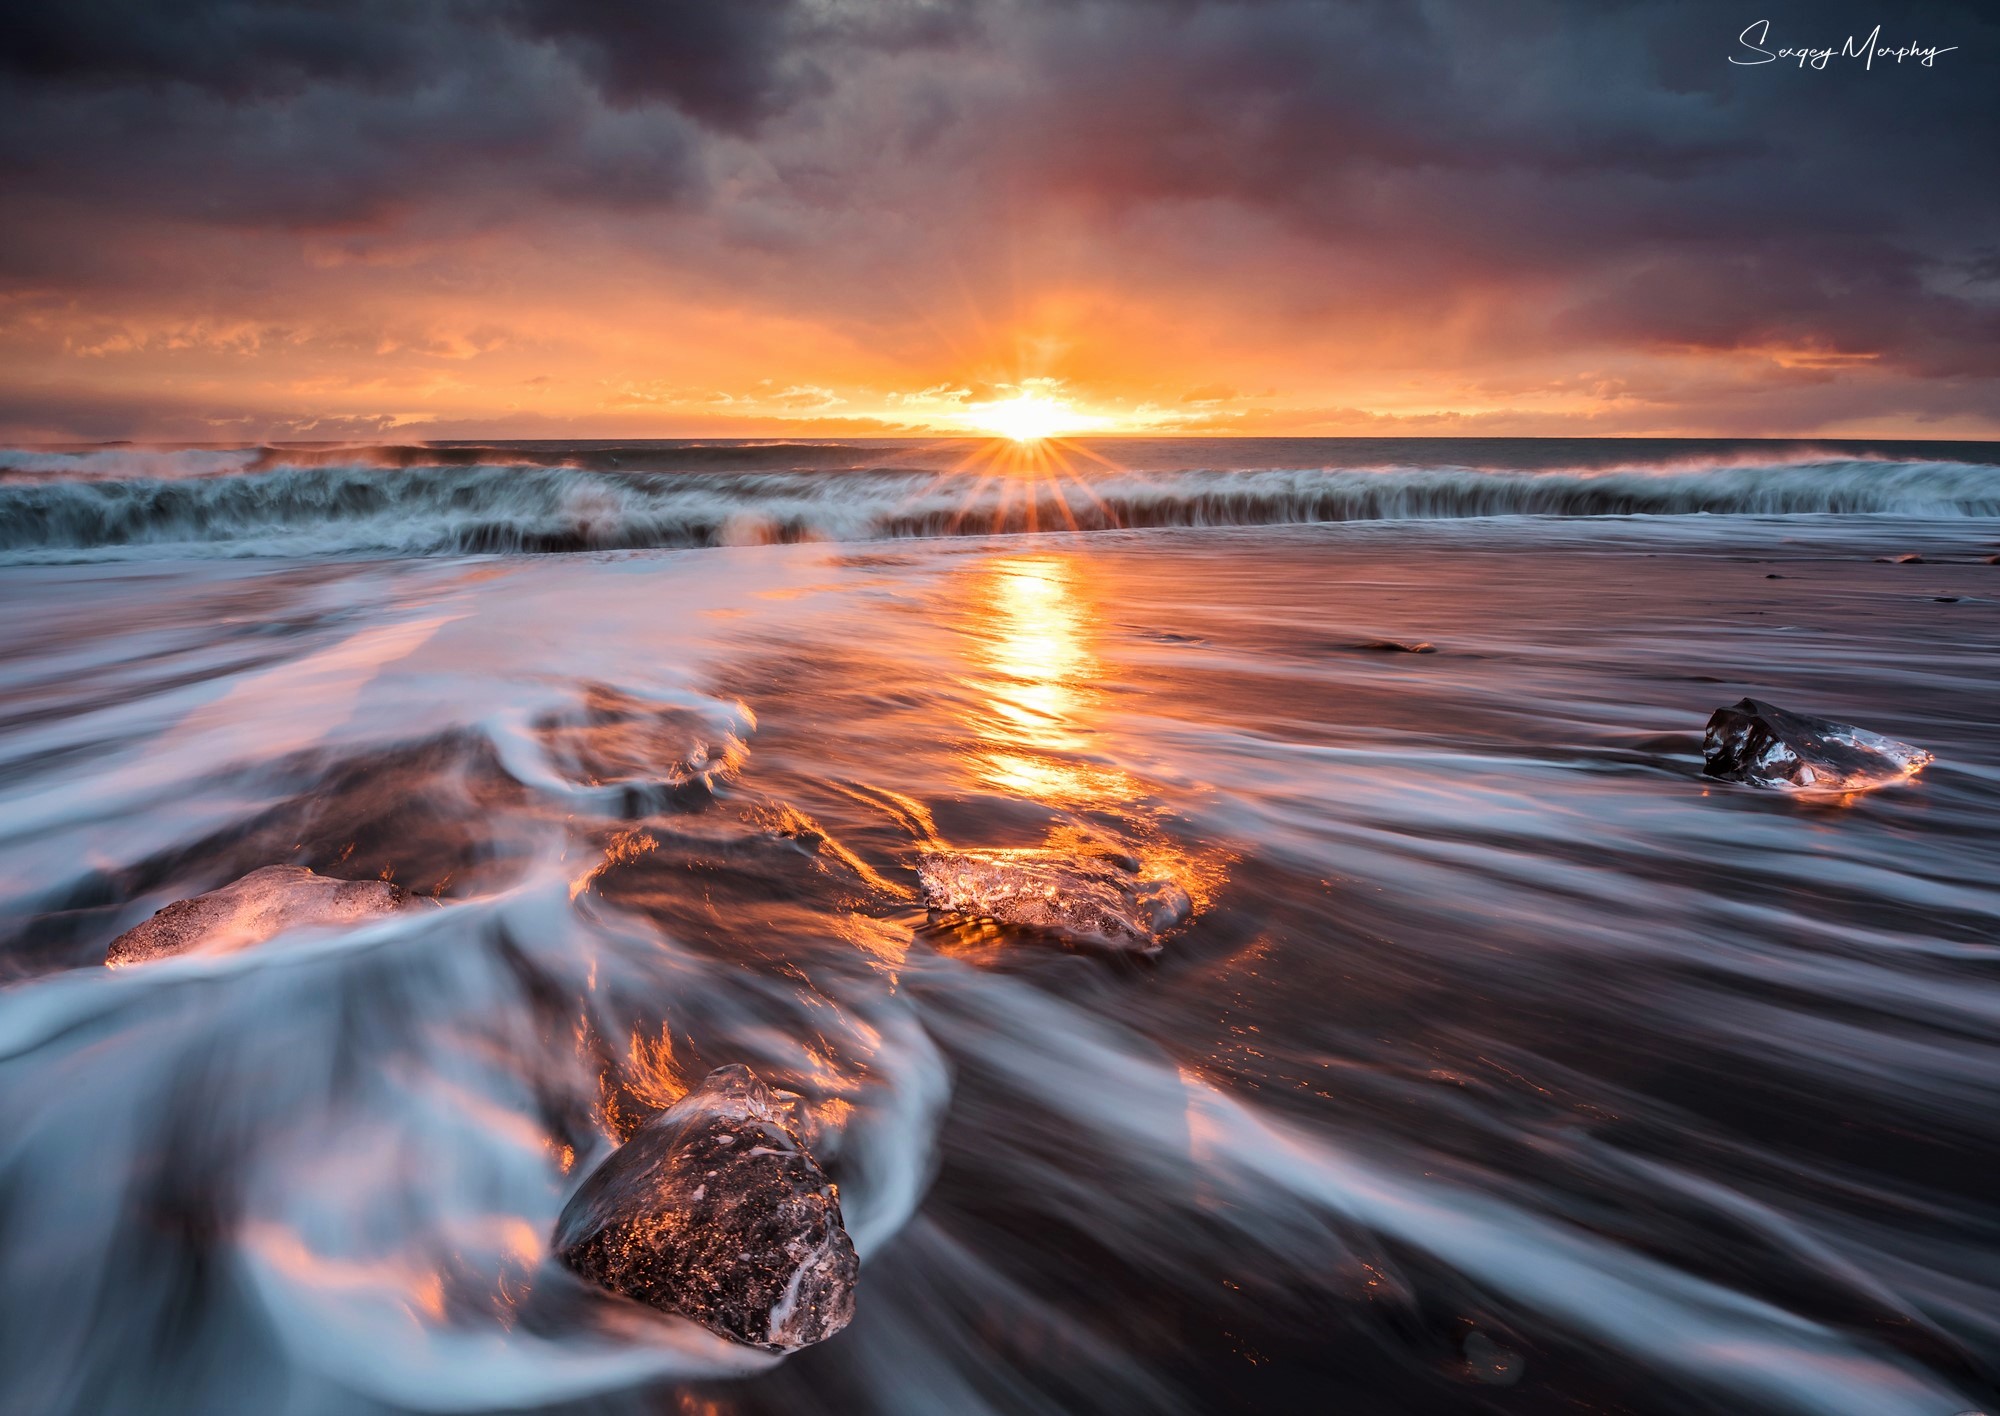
<box><xmin>967</xmin><ymin>394</ymin><xmax>1086</xmax><ymax>442</ymax></box>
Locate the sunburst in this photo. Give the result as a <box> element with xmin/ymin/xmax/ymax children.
<box><xmin>964</xmin><ymin>393</ymin><xmax>1096</xmax><ymax>442</ymax></box>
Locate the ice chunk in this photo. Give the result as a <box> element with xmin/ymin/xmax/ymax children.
<box><xmin>535</xmin><ymin>684</ymin><xmax>747</xmax><ymax>814</ymax></box>
<box><xmin>1702</xmin><ymin>698</ymin><xmax>1932</xmax><ymax>794</ymax></box>
<box><xmin>105</xmin><ymin>864</ymin><xmax>416</xmax><ymax>967</ymax></box>
<box><xmin>917</xmin><ymin>846</ymin><xmax>1192</xmax><ymax>952</ymax></box>
<box><xmin>552</xmin><ymin>1064</ymin><xmax>857</xmax><ymax>1353</ymax></box>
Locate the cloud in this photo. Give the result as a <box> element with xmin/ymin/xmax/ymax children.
<box><xmin>0</xmin><ymin>0</ymin><xmax>434</xmax><ymax>96</ymax></box>
<box><xmin>978</xmin><ymin>0</ymin><xmax>2000</xmax><ymax>378</ymax></box>
<box><xmin>0</xmin><ymin>0</ymin><xmax>1994</xmax><ymax>437</ymax></box>
<box><xmin>507</xmin><ymin>0</ymin><xmax>815</xmax><ymax>130</ymax></box>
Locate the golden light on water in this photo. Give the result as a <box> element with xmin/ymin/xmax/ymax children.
<box><xmin>941</xmin><ymin>552</ymin><xmax>1227</xmax><ymax>957</ymax></box>
<box><xmin>966</xmin><ymin>555</ymin><xmax>1137</xmax><ymax>807</ymax></box>
<box><xmin>987</xmin><ymin>560</ymin><xmax>1088</xmax><ymax>727</ymax></box>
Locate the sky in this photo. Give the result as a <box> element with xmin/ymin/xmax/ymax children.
<box><xmin>1</xmin><ymin>0</ymin><xmax>1996</xmax><ymax>442</ymax></box>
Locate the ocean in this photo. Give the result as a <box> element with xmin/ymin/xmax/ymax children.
<box><xmin>3</xmin><ymin>437</ymin><xmax>1999</xmax><ymax>560</ymax></box>
<box><xmin>1</xmin><ymin>438</ymin><xmax>1997</xmax><ymax>1415</ymax></box>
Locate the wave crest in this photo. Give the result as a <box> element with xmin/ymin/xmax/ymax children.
<box><xmin>0</xmin><ymin>454</ymin><xmax>1995</xmax><ymax>561</ymax></box>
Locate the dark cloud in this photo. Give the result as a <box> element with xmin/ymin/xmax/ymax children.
<box><xmin>1007</xmin><ymin>0</ymin><xmax>1997</xmax><ymax>206</ymax></box>
<box><xmin>981</xmin><ymin>0</ymin><xmax>2000</xmax><ymax>378</ymax></box>
<box><xmin>0</xmin><ymin>0</ymin><xmax>1994</xmax><ymax>431</ymax></box>
<box><xmin>0</xmin><ymin>0</ymin><xmax>988</xmax><ymax>231</ymax></box>
<box><xmin>0</xmin><ymin>23</ymin><xmax>687</xmax><ymax>230</ymax></box>
<box><xmin>0</xmin><ymin>0</ymin><xmax>820</xmax><ymax>123</ymax></box>
<box><xmin>0</xmin><ymin>0</ymin><xmax>431</xmax><ymax>96</ymax></box>
<box><xmin>1558</xmin><ymin>240</ymin><xmax>2000</xmax><ymax>378</ymax></box>
<box><xmin>508</xmin><ymin>0</ymin><xmax>812</xmax><ymax>130</ymax></box>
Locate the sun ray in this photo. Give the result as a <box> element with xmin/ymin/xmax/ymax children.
<box><xmin>865</xmin><ymin>419</ymin><xmax>1133</xmax><ymax>544</ymax></box>
<box><xmin>961</xmin><ymin>390</ymin><xmax>1104</xmax><ymax>443</ymax></box>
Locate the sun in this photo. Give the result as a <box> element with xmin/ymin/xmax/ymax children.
<box><xmin>966</xmin><ymin>393</ymin><xmax>1087</xmax><ymax>442</ymax></box>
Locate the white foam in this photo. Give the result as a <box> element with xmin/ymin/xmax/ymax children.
<box><xmin>0</xmin><ymin>454</ymin><xmax>1995</xmax><ymax>562</ymax></box>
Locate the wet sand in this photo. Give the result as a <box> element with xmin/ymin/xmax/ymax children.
<box><xmin>0</xmin><ymin>515</ymin><xmax>1997</xmax><ymax>1415</ymax></box>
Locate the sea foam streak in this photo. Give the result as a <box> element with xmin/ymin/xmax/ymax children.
<box><xmin>0</xmin><ymin>444</ymin><xmax>1996</xmax><ymax>561</ymax></box>
<box><xmin>1</xmin><ymin>476</ymin><xmax>1996</xmax><ymax>1415</ymax></box>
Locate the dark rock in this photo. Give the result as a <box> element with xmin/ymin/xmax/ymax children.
<box><xmin>106</xmin><ymin>864</ymin><xmax>415</xmax><ymax>967</ymax></box>
<box><xmin>917</xmin><ymin>846</ymin><xmax>1192</xmax><ymax>952</ymax></box>
<box><xmin>1934</xmin><ymin>596</ymin><xmax>1961</xmax><ymax>603</ymax></box>
<box><xmin>1764</xmin><ymin>573</ymin><xmax>1785</xmax><ymax>579</ymax></box>
<box><xmin>553</xmin><ymin>1064</ymin><xmax>857</xmax><ymax>1353</ymax></box>
<box><xmin>1702</xmin><ymin>698</ymin><xmax>1931</xmax><ymax>793</ymax></box>
<box><xmin>1124</xmin><ymin>625</ymin><xmax>1205</xmax><ymax>645</ymax></box>
<box><xmin>1352</xmin><ymin>638</ymin><xmax>1437</xmax><ymax>653</ymax></box>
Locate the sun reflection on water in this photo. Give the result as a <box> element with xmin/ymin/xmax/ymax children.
<box><xmin>969</xmin><ymin>556</ymin><xmax>1136</xmax><ymax>807</ymax></box>
<box><xmin>935</xmin><ymin>552</ymin><xmax>1226</xmax><ymax>956</ymax></box>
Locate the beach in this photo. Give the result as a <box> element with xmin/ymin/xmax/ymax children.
<box><xmin>1</xmin><ymin>441</ymin><xmax>1998</xmax><ymax>1414</ymax></box>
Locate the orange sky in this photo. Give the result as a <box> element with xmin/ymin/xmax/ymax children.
<box><xmin>3</xmin><ymin>2</ymin><xmax>1996</xmax><ymax>442</ymax></box>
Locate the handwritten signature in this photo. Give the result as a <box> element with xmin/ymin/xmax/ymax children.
<box><xmin>1731</xmin><ymin>20</ymin><xmax>1958</xmax><ymax>69</ymax></box>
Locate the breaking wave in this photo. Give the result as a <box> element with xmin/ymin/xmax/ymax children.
<box><xmin>2</xmin><ymin>447</ymin><xmax>1997</xmax><ymax>561</ymax></box>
